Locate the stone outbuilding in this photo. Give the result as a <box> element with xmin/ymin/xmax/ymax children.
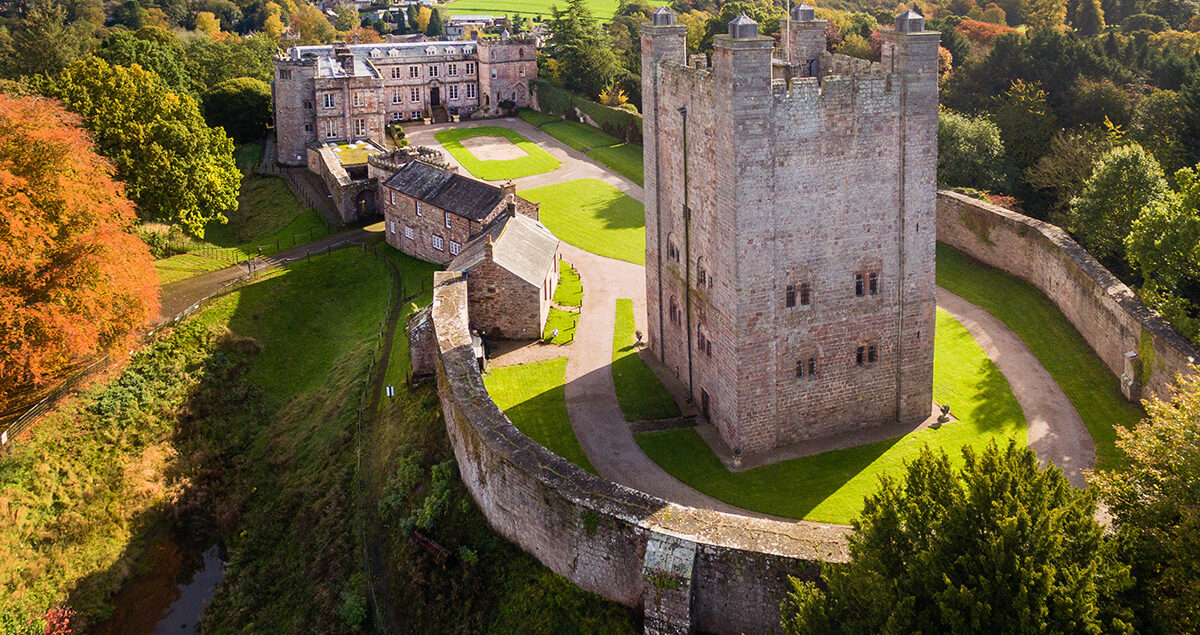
<box><xmin>380</xmin><ymin>160</ymin><xmax>539</xmax><ymax>264</ymax></box>
<box><xmin>448</xmin><ymin>212</ymin><xmax>561</xmax><ymax>340</ymax></box>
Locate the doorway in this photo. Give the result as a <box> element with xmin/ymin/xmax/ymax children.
<box><xmin>700</xmin><ymin>389</ymin><xmax>710</xmax><ymax>420</ymax></box>
<box><xmin>430</xmin><ymin>86</ymin><xmax>440</xmax><ymax>106</ymax></box>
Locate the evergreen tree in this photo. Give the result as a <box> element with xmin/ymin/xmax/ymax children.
<box><xmin>426</xmin><ymin>8</ymin><xmax>443</xmax><ymax>37</ymax></box>
<box><xmin>545</xmin><ymin>0</ymin><xmax>619</xmax><ymax>99</ymax></box>
<box><xmin>782</xmin><ymin>442</ymin><xmax>1134</xmax><ymax>634</ymax></box>
<box><xmin>1076</xmin><ymin>0</ymin><xmax>1107</xmax><ymax>35</ymax></box>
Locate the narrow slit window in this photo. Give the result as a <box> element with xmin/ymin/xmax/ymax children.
<box><xmin>799</xmin><ymin>282</ymin><xmax>810</xmax><ymax>306</ymax></box>
<box><xmin>786</xmin><ymin>284</ymin><xmax>796</xmax><ymax>308</ymax></box>
<box><xmin>855</xmin><ymin>273</ymin><xmax>864</xmax><ymax>297</ymax></box>
<box><xmin>869</xmin><ymin>272</ymin><xmax>879</xmax><ymax>295</ymax></box>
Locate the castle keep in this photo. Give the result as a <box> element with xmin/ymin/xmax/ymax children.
<box><xmin>641</xmin><ymin>7</ymin><xmax>940</xmax><ymax>457</ymax></box>
<box><xmin>273</xmin><ymin>37</ymin><xmax>536</xmax><ymax>166</ymax></box>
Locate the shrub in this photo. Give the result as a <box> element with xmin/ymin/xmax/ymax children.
<box><xmin>1122</xmin><ymin>13</ymin><xmax>1170</xmax><ymax>32</ymax></box>
<box><xmin>938</xmin><ymin>108</ymin><xmax>1011</xmax><ymax>191</ymax></box>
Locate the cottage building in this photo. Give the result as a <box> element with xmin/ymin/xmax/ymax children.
<box><xmin>449</xmin><ymin>212</ymin><xmax>562</xmax><ymax>340</ymax></box>
<box><xmin>380</xmin><ymin>160</ymin><xmax>539</xmax><ymax>264</ymax></box>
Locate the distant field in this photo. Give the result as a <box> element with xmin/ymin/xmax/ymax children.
<box><xmin>443</xmin><ymin>0</ymin><xmax>665</xmax><ymax>20</ymax></box>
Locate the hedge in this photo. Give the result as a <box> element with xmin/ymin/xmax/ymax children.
<box><xmin>530</xmin><ymin>79</ymin><xmax>643</xmax><ymax>144</ymax></box>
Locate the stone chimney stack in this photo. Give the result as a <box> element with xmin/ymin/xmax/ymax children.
<box><xmin>786</xmin><ymin>3</ymin><xmax>827</xmax><ymax>76</ymax></box>
<box><xmin>485</xmin><ymin>234</ymin><xmax>494</xmax><ymax>260</ymax></box>
<box><xmin>501</xmin><ymin>180</ymin><xmax>517</xmax><ymax>199</ymax></box>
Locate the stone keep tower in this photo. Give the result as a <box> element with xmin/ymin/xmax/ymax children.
<box><xmin>641</xmin><ymin>8</ymin><xmax>940</xmax><ymax>458</ymax></box>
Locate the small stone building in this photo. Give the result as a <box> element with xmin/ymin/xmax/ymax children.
<box><xmin>449</xmin><ymin>212</ymin><xmax>562</xmax><ymax>340</ymax></box>
<box><xmin>380</xmin><ymin>160</ymin><xmax>539</xmax><ymax>264</ymax></box>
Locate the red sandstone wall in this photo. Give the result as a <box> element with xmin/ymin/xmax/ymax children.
<box><xmin>936</xmin><ymin>190</ymin><xmax>1199</xmax><ymax>400</ymax></box>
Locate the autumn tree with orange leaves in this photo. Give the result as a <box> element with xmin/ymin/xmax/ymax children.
<box><xmin>0</xmin><ymin>93</ymin><xmax>159</xmax><ymax>403</ymax></box>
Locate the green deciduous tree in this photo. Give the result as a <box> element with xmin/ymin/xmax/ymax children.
<box><xmin>50</xmin><ymin>57</ymin><xmax>240</xmax><ymax>235</ymax></box>
<box><xmin>1125</xmin><ymin>164</ymin><xmax>1200</xmax><ymax>340</ymax></box>
<box><xmin>1075</xmin><ymin>0</ymin><xmax>1107</xmax><ymax>35</ymax></box>
<box><xmin>333</xmin><ymin>4</ymin><xmax>358</xmax><ymax>32</ymax></box>
<box><xmin>1026</xmin><ymin>128</ymin><xmax>1115</xmax><ymax>220</ymax></box>
<box><xmin>938</xmin><ymin>108</ymin><xmax>1012</xmax><ymax>192</ymax></box>
<box><xmin>97</xmin><ymin>29</ymin><xmax>191</xmax><ymax>94</ymax></box>
<box><xmin>545</xmin><ymin>0</ymin><xmax>620</xmax><ymax>100</ymax></box>
<box><xmin>992</xmin><ymin>79</ymin><xmax>1058</xmax><ymax>170</ymax></box>
<box><xmin>782</xmin><ymin>441</ymin><xmax>1133</xmax><ymax>635</ymax></box>
<box><xmin>183</xmin><ymin>34</ymin><xmax>275</xmax><ymax>88</ymax></box>
<box><xmin>1092</xmin><ymin>369</ymin><xmax>1200</xmax><ymax>632</ymax></box>
<box><xmin>1027</xmin><ymin>0</ymin><xmax>1068</xmax><ymax>31</ymax></box>
<box><xmin>1134</xmin><ymin>89</ymin><xmax>1189</xmax><ymax>174</ymax></box>
<box><xmin>1067</xmin><ymin>143</ymin><xmax>1170</xmax><ymax>266</ymax></box>
<box><xmin>1064</xmin><ymin>77</ymin><xmax>1132</xmax><ymax>128</ymax></box>
<box><xmin>202</xmin><ymin>76</ymin><xmax>271</xmax><ymax>143</ymax></box>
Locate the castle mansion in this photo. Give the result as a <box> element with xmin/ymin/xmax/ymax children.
<box><xmin>641</xmin><ymin>7</ymin><xmax>940</xmax><ymax>457</ymax></box>
<box><xmin>273</xmin><ymin>37</ymin><xmax>536</xmax><ymax>166</ymax></box>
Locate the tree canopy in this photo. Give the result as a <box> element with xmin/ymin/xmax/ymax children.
<box><xmin>0</xmin><ymin>94</ymin><xmax>158</xmax><ymax>402</ymax></box>
<box><xmin>202</xmin><ymin>76</ymin><xmax>271</xmax><ymax>143</ymax></box>
<box><xmin>782</xmin><ymin>441</ymin><xmax>1133</xmax><ymax>634</ymax></box>
<box><xmin>50</xmin><ymin>57</ymin><xmax>240</xmax><ymax>235</ymax></box>
<box><xmin>938</xmin><ymin>109</ymin><xmax>1011</xmax><ymax>192</ymax></box>
<box><xmin>1067</xmin><ymin>143</ymin><xmax>1170</xmax><ymax>266</ymax></box>
<box><xmin>545</xmin><ymin>0</ymin><xmax>620</xmax><ymax>100</ymax></box>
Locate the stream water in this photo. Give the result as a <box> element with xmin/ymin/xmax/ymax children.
<box><xmin>91</xmin><ymin>538</ymin><xmax>225</xmax><ymax>634</ymax></box>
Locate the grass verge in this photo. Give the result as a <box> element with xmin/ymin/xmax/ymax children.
<box><xmin>522</xmin><ymin>179</ymin><xmax>645</xmax><ymax>265</ymax></box>
<box><xmin>612</xmin><ymin>299</ymin><xmax>680</xmax><ymax>422</ymax></box>
<box><xmin>552</xmin><ymin>260</ymin><xmax>583</xmax><ymax>307</ymax></box>
<box><xmin>483</xmin><ymin>358</ymin><xmax>597</xmax><ymax>475</ymax></box>
<box><xmin>517</xmin><ymin>108</ymin><xmax>559</xmax><ymax>127</ymax></box>
<box><xmin>542</xmin><ymin>121</ymin><xmax>621</xmax><ymax>152</ymax></box>
<box><xmin>936</xmin><ymin>243</ymin><xmax>1143</xmax><ymax>469</ymax></box>
<box><xmin>587</xmin><ymin>143</ymin><xmax>644</xmax><ymax>187</ymax></box>
<box><xmin>433</xmin><ymin>126</ymin><xmax>560</xmax><ymax>180</ymax></box>
<box><xmin>543</xmin><ymin>308</ymin><xmax>579</xmax><ymax>345</ymax></box>
<box><xmin>634</xmin><ymin>310</ymin><xmax>1027</xmax><ymax>524</ymax></box>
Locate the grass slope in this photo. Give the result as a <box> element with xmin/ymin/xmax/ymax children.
<box><xmin>612</xmin><ymin>299</ymin><xmax>680</xmax><ymax>422</ymax></box>
<box><xmin>587</xmin><ymin>143</ymin><xmax>644</xmax><ymax>186</ymax></box>
<box><xmin>542</xmin><ymin>120</ymin><xmax>620</xmax><ymax>152</ymax></box>
<box><xmin>522</xmin><ymin>179</ymin><xmax>645</xmax><ymax>265</ymax></box>
<box><xmin>445</xmin><ymin>0</ymin><xmax>664</xmax><ymax>20</ymax></box>
<box><xmin>153</xmin><ymin>144</ymin><xmax>330</xmax><ymax>284</ymax></box>
<box><xmin>543</xmin><ymin>308</ymin><xmax>579</xmax><ymax>345</ymax></box>
<box><xmin>635</xmin><ymin>310</ymin><xmax>1027</xmax><ymax>524</ymax></box>
<box><xmin>433</xmin><ymin>126</ymin><xmax>560</xmax><ymax>180</ymax></box>
<box><xmin>936</xmin><ymin>243</ymin><xmax>1143</xmax><ymax>469</ymax></box>
<box><xmin>517</xmin><ymin>108</ymin><xmax>559</xmax><ymax>127</ymax></box>
<box><xmin>552</xmin><ymin>260</ymin><xmax>582</xmax><ymax>307</ymax></box>
<box><xmin>484</xmin><ymin>358</ymin><xmax>597</xmax><ymax>475</ymax></box>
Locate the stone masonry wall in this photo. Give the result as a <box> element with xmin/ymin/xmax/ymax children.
<box><xmin>464</xmin><ymin>259</ymin><xmax>542</xmax><ymax>339</ymax></box>
<box><xmin>431</xmin><ymin>271</ymin><xmax>849</xmax><ymax>634</ymax></box>
<box><xmin>937</xmin><ymin>191</ymin><xmax>1198</xmax><ymax>400</ymax></box>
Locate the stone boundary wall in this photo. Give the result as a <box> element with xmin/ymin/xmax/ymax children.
<box><xmin>430</xmin><ymin>271</ymin><xmax>849</xmax><ymax>635</ymax></box>
<box><xmin>937</xmin><ymin>190</ymin><xmax>1199</xmax><ymax>400</ymax></box>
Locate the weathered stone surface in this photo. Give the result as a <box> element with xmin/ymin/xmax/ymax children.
<box><xmin>641</xmin><ymin>17</ymin><xmax>940</xmax><ymax>458</ymax></box>
<box><xmin>937</xmin><ymin>190</ymin><xmax>1200</xmax><ymax>400</ymax></box>
<box><xmin>430</xmin><ymin>272</ymin><xmax>849</xmax><ymax>635</ymax></box>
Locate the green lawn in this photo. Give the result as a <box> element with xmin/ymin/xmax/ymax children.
<box><xmin>445</xmin><ymin>0</ymin><xmax>665</xmax><ymax>20</ymax></box>
<box><xmin>541</xmin><ymin>120</ymin><xmax>621</xmax><ymax>152</ymax></box>
<box><xmin>543</xmin><ymin>307</ymin><xmax>579</xmax><ymax>345</ymax></box>
<box><xmin>612</xmin><ymin>299</ymin><xmax>680</xmax><ymax>422</ymax></box>
<box><xmin>377</xmin><ymin>247</ymin><xmax>443</xmax><ymax>396</ymax></box>
<box><xmin>552</xmin><ymin>260</ymin><xmax>582</xmax><ymax>307</ymax></box>
<box><xmin>484</xmin><ymin>358</ymin><xmax>598</xmax><ymax>475</ymax></box>
<box><xmin>433</xmin><ymin>126</ymin><xmax>560</xmax><ymax>180</ymax></box>
<box><xmin>936</xmin><ymin>243</ymin><xmax>1144</xmax><ymax>469</ymax></box>
<box><xmin>635</xmin><ymin>310</ymin><xmax>1027</xmax><ymax>524</ymax></box>
<box><xmin>522</xmin><ymin>179</ymin><xmax>645</xmax><ymax>265</ymax></box>
<box><xmin>587</xmin><ymin>143</ymin><xmax>644</xmax><ymax>187</ymax></box>
<box><xmin>153</xmin><ymin>143</ymin><xmax>331</xmax><ymax>284</ymax></box>
<box><xmin>517</xmin><ymin>108</ymin><xmax>559</xmax><ymax>127</ymax></box>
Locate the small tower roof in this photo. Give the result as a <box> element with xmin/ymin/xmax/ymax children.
<box><xmin>651</xmin><ymin>6</ymin><xmax>676</xmax><ymax>26</ymax></box>
<box><xmin>895</xmin><ymin>9</ymin><xmax>925</xmax><ymax>32</ymax></box>
<box><xmin>791</xmin><ymin>3</ymin><xmax>816</xmax><ymax>21</ymax></box>
<box><xmin>728</xmin><ymin>12</ymin><xmax>759</xmax><ymax>38</ymax></box>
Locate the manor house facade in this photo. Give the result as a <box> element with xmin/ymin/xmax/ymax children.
<box><xmin>273</xmin><ymin>36</ymin><xmax>536</xmax><ymax>166</ymax></box>
<box><xmin>641</xmin><ymin>7</ymin><xmax>940</xmax><ymax>457</ymax></box>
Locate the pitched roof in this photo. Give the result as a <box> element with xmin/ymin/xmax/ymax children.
<box><xmin>384</xmin><ymin>161</ymin><xmax>504</xmax><ymax>221</ymax></box>
<box><xmin>449</xmin><ymin>213</ymin><xmax>559</xmax><ymax>286</ymax></box>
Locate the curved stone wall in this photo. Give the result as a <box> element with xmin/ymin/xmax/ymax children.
<box><xmin>937</xmin><ymin>190</ymin><xmax>1199</xmax><ymax>401</ymax></box>
<box><xmin>430</xmin><ymin>271</ymin><xmax>849</xmax><ymax>635</ymax></box>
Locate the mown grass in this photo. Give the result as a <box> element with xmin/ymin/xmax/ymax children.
<box><xmin>612</xmin><ymin>299</ymin><xmax>679</xmax><ymax>422</ymax></box>
<box><xmin>587</xmin><ymin>143</ymin><xmax>644</xmax><ymax>187</ymax></box>
<box><xmin>153</xmin><ymin>143</ymin><xmax>331</xmax><ymax>284</ymax></box>
<box><xmin>552</xmin><ymin>260</ymin><xmax>582</xmax><ymax>308</ymax></box>
<box><xmin>542</xmin><ymin>121</ymin><xmax>621</xmax><ymax>152</ymax></box>
<box><xmin>522</xmin><ymin>179</ymin><xmax>645</xmax><ymax>265</ymax></box>
<box><xmin>377</xmin><ymin>247</ymin><xmax>442</xmax><ymax>397</ymax></box>
<box><xmin>936</xmin><ymin>243</ymin><xmax>1143</xmax><ymax>469</ymax></box>
<box><xmin>543</xmin><ymin>308</ymin><xmax>579</xmax><ymax>345</ymax></box>
<box><xmin>445</xmin><ymin>0</ymin><xmax>664</xmax><ymax>20</ymax></box>
<box><xmin>0</xmin><ymin>249</ymin><xmax>390</xmax><ymax>631</ymax></box>
<box><xmin>635</xmin><ymin>310</ymin><xmax>1027</xmax><ymax>524</ymax></box>
<box><xmin>434</xmin><ymin>126</ymin><xmax>560</xmax><ymax>180</ymax></box>
<box><xmin>484</xmin><ymin>358</ymin><xmax>597</xmax><ymax>475</ymax></box>
<box><xmin>517</xmin><ymin>108</ymin><xmax>559</xmax><ymax>127</ymax></box>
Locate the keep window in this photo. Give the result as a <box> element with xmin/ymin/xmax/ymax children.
<box><xmin>322</xmin><ymin>93</ymin><xmax>335</xmax><ymax>109</ymax></box>
<box><xmin>392</xmin><ymin>88</ymin><xmax>402</xmax><ymax>104</ymax></box>
<box><xmin>448</xmin><ymin>63</ymin><xmax>458</xmax><ymax>76</ymax></box>
<box><xmin>432</xmin><ymin>234</ymin><xmax>444</xmax><ymax>251</ymax></box>
<box><xmin>391</xmin><ymin>66</ymin><xmax>401</xmax><ymax>79</ymax></box>
<box><xmin>449</xmin><ymin>240</ymin><xmax>461</xmax><ymax>256</ymax></box>
<box><xmin>796</xmin><ymin>357</ymin><xmax>816</xmax><ymax>378</ymax></box>
<box><xmin>448</xmin><ymin>85</ymin><xmax>459</xmax><ymax>100</ymax></box>
<box><xmin>428</xmin><ymin>65</ymin><xmax>439</xmax><ymax>77</ymax></box>
<box><xmin>856</xmin><ymin>345</ymin><xmax>879</xmax><ymax>366</ymax></box>
<box><xmin>855</xmin><ymin>273</ymin><xmax>864</xmax><ymax>297</ymax></box>
<box><xmin>799</xmin><ymin>282</ymin><xmax>811</xmax><ymax>306</ymax></box>
<box><xmin>869</xmin><ymin>272</ymin><xmax>879</xmax><ymax>295</ymax></box>
<box><xmin>786</xmin><ymin>284</ymin><xmax>796</xmax><ymax>308</ymax></box>
<box><xmin>444</xmin><ymin>212</ymin><xmax>451</xmax><ymax>229</ymax></box>
<box><xmin>354</xmin><ymin>118</ymin><xmax>366</xmax><ymax>136</ymax></box>
<box><xmin>410</xmin><ymin>87</ymin><xmax>420</xmax><ymax>102</ymax></box>
<box><xmin>404</xmin><ymin>226</ymin><xmax>414</xmax><ymax>240</ymax></box>
<box><xmin>466</xmin><ymin>84</ymin><xmax>477</xmax><ymax>99</ymax></box>
<box><xmin>415</xmin><ymin>202</ymin><xmax>422</xmax><ymax>216</ymax></box>
<box><xmin>303</xmin><ymin>100</ymin><xmax>313</xmax><ymax>110</ymax></box>
<box><xmin>466</xmin><ymin>62</ymin><xmax>476</xmax><ymax>75</ymax></box>
<box><xmin>352</xmin><ymin>91</ymin><xmax>363</xmax><ymax>107</ymax></box>
<box><xmin>856</xmin><ymin>271</ymin><xmax>880</xmax><ymax>297</ymax></box>
<box><xmin>409</xmin><ymin>66</ymin><xmax>419</xmax><ymax>78</ymax></box>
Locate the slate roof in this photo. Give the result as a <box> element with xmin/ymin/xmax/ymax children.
<box><xmin>449</xmin><ymin>213</ymin><xmax>559</xmax><ymax>287</ymax></box>
<box><xmin>384</xmin><ymin>161</ymin><xmax>504</xmax><ymax>221</ymax></box>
